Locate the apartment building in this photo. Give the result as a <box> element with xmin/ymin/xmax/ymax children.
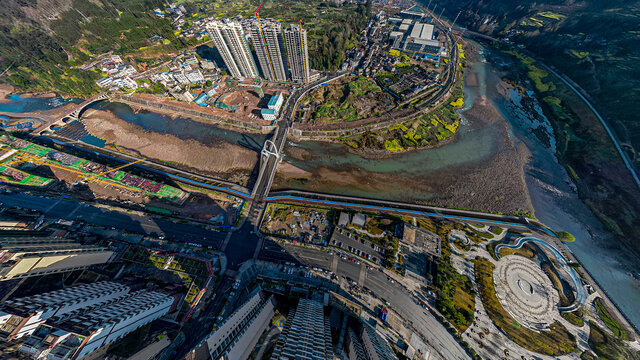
<box><xmin>207</xmin><ymin>20</ymin><xmax>258</xmax><ymax>79</ymax></box>
<box><xmin>284</xmin><ymin>24</ymin><xmax>310</xmax><ymax>83</ymax></box>
<box><xmin>185</xmin><ymin>288</ymin><xmax>275</xmax><ymax>360</ymax></box>
<box><xmin>0</xmin><ymin>238</ymin><xmax>114</xmax><ymax>281</ymax></box>
<box><xmin>19</xmin><ymin>290</ymin><xmax>173</xmax><ymax>360</ymax></box>
<box><xmin>272</xmin><ymin>299</ymin><xmax>333</xmax><ymax>360</ymax></box>
<box><xmin>0</xmin><ymin>282</ymin><xmax>130</xmax><ymax>341</ymax></box>
<box><xmin>249</xmin><ymin>19</ymin><xmax>288</xmax><ymax>82</ymax></box>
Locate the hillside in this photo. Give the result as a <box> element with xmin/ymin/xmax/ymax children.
<box><xmin>0</xmin><ymin>0</ymin><xmax>187</xmax><ymax>97</ymax></box>
<box><xmin>430</xmin><ymin>0</ymin><xmax>640</xmax><ymax>160</ymax></box>
<box><xmin>426</xmin><ymin>0</ymin><xmax>640</xmax><ymax>254</ymax></box>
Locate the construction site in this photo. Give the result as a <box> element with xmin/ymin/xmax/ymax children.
<box><xmin>0</xmin><ymin>135</ymin><xmax>189</xmax><ymax>204</ymax></box>
<box><xmin>132</xmin><ymin>78</ymin><xmax>289</xmax><ymax>128</ymax></box>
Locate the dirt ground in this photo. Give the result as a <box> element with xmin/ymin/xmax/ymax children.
<box><xmin>0</xmin><ymin>84</ymin><xmax>14</xmax><ymax>102</ymax></box>
<box><xmin>82</xmin><ymin>108</ymin><xmax>259</xmax><ymax>185</ymax></box>
<box><xmin>132</xmin><ymin>83</ymin><xmax>286</xmax><ymax>126</ymax></box>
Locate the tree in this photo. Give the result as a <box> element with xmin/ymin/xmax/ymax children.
<box><xmin>557</xmin><ymin>231</ymin><xmax>576</xmax><ymax>242</ymax></box>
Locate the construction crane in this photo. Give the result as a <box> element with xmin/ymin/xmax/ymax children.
<box><xmin>0</xmin><ymin>148</ymin><xmax>142</xmax><ymax>192</ymax></box>
<box><xmin>255</xmin><ymin>3</ymin><xmax>277</xmax><ymax>81</ymax></box>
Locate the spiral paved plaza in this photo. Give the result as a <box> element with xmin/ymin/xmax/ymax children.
<box><xmin>493</xmin><ymin>256</ymin><xmax>559</xmax><ymax>330</ymax></box>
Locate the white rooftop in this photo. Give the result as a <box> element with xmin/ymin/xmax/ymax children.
<box><xmin>409</xmin><ymin>23</ymin><xmax>434</xmax><ymax>40</ymax></box>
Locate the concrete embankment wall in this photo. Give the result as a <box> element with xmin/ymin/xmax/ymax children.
<box><xmin>113</xmin><ymin>95</ymin><xmax>276</xmax><ymax>134</ymax></box>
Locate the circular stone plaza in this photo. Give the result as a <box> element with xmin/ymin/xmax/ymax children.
<box><xmin>493</xmin><ymin>256</ymin><xmax>560</xmax><ymax>330</ymax></box>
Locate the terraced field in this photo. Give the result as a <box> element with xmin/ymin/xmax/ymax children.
<box><xmin>300</xmin><ymin>76</ymin><xmax>394</xmax><ymax>123</ymax></box>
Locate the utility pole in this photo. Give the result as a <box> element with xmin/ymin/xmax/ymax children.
<box><xmin>450</xmin><ymin>11</ymin><xmax>461</xmax><ymax>32</ymax></box>
<box><xmin>425</xmin><ymin>0</ymin><xmax>433</xmax><ymax>15</ymax></box>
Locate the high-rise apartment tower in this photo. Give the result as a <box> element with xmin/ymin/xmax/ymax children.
<box><xmin>284</xmin><ymin>24</ymin><xmax>310</xmax><ymax>83</ymax></box>
<box><xmin>207</xmin><ymin>20</ymin><xmax>259</xmax><ymax>79</ymax></box>
<box><xmin>249</xmin><ymin>20</ymin><xmax>288</xmax><ymax>82</ymax></box>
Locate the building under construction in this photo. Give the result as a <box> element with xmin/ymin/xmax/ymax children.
<box><xmin>284</xmin><ymin>24</ymin><xmax>310</xmax><ymax>83</ymax></box>
<box><xmin>249</xmin><ymin>19</ymin><xmax>289</xmax><ymax>82</ymax></box>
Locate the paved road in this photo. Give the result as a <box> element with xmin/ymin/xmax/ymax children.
<box><xmin>257</xmin><ymin>242</ymin><xmax>469</xmax><ymax>360</ymax></box>
<box><xmin>0</xmin><ymin>192</ymin><xmax>226</xmax><ymax>248</ymax></box>
<box><xmin>266</xmin><ymin>191</ymin><xmax>553</xmax><ymax>237</ymax></box>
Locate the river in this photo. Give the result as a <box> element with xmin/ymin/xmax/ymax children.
<box><xmin>2</xmin><ymin>53</ymin><xmax>640</xmax><ymax>329</ymax></box>
<box><xmin>483</xmin><ymin>47</ymin><xmax>640</xmax><ymax>328</ymax></box>
<box><xmin>0</xmin><ymin>94</ymin><xmax>81</xmax><ymax>113</ymax></box>
<box><xmin>88</xmin><ymin>101</ymin><xmax>267</xmax><ymax>151</ymax></box>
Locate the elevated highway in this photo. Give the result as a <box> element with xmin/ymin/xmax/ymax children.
<box><xmin>266</xmin><ymin>190</ymin><xmax>554</xmax><ymax>237</ymax></box>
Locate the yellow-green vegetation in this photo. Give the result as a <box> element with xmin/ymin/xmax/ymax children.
<box><xmin>521</xmin><ymin>17</ymin><xmax>544</xmax><ymax>27</ymax></box>
<box><xmin>542</xmin><ymin>262</ymin><xmax>572</xmax><ymax>307</ymax></box>
<box><xmin>457</xmin><ymin>43</ymin><xmax>466</xmax><ymax>60</ymax></box>
<box><xmin>561</xmin><ymin>309</ymin><xmax>584</xmax><ymax>327</ymax></box>
<box><xmin>343</xmin><ymin>97</ymin><xmax>461</xmax><ymax>153</ymax></box>
<box><xmin>594</xmin><ymin>297</ymin><xmax>629</xmax><ymax>340</ymax></box>
<box><xmin>505</xmin><ymin>50</ymin><xmax>556</xmax><ymax>93</ymax></box>
<box><xmin>588</xmin><ymin>321</ymin><xmax>639</xmax><ymax>360</ymax></box>
<box><xmin>436</xmin><ymin>238</ymin><xmax>475</xmax><ymax>332</ymax></box>
<box><xmin>304</xmin><ymin>76</ymin><xmax>391</xmax><ymax>123</ymax></box>
<box><xmin>449</xmin><ymin>98</ymin><xmax>464</xmax><ymax>108</ymax></box>
<box><xmin>388</xmin><ymin>49</ymin><xmax>411</xmax><ymax>62</ymax></box>
<box><xmin>498</xmin><ymin>245</ymin><xmax>535</xmax><ymax>258</ymax></box>
<box><xmin>474</xmin><ymin>257</ymin><xmax>576</xmax><ymax>355</ymax></box>
<box><xmin>384</xmin><ymin>139</ymin><xmax>404</xmax><ymax>152</ymax></box>
<box><xmin>538</xmin><ymin>11</ymin><xmax>567</xmax><ymax>21</ymax></box>
<box><xmin>569</xmin><ymin>49</ymin><xmax>590</xmax><ymax>59</ymax></box>
<box><xmin>528</xmin><ymin>65</ymin><xmax>556</xmax><ymax>92</ymax></box>
<box><xmin>543</xmin><ymin>96</ymin><xmax>562</xmax><ymax>108</ymax></box>
<box><xmin>467</xmin><ymin>226</ymin><xmax>493</xmax><ymax>241</ymax></box>
<box><xmin>557</xmin><ymin>231</ymin><xmax>576</xmax><ymax>242</ymax></box>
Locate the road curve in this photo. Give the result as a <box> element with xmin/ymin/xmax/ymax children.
<box><xmin>540</xmin><ymin>64</ymin><xmax>640</xmax><ymax>191</ymax></box>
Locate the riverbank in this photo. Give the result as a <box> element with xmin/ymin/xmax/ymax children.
<box><xmin>0</xmin><ymin>84</ymin><xmax>14</xmax><ymax>102</ymax></box>
<box><xmin>82</xmin><ymin>108</ymin><xmax>259</xmax><ymax>186</ymax></box>
<box><xmin>276</xmin><ymin>92</ymin><xmax>533</xmax><ymax>214</ymax></box>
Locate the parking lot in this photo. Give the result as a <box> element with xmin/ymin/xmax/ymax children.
<box><xmin>329</xmin><ymin>228</ymin><xmax>385</xmax><ymax>265</ymax></box>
